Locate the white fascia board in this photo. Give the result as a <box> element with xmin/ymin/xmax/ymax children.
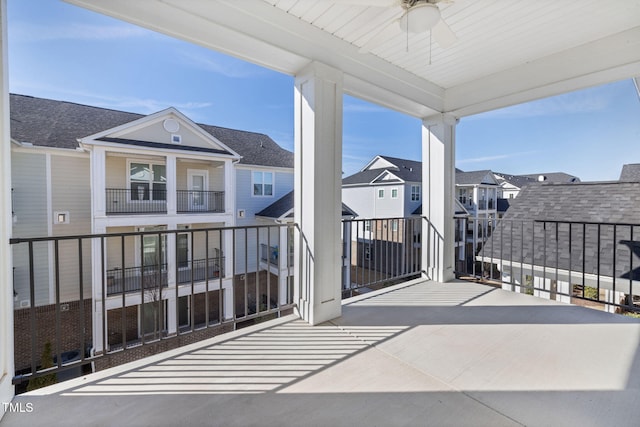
<box><xmin>369</xmin><ymin>170</ymin><xmax>404</xmax><ymax>185</ymax></box>
<box><xmin>360</xmin><ymin>155</ymin><xmax>386</xmax><ymax>172</ymax></box>
<box><xmin>446</xmin><ymin>27</ymin><xmax>640</xmax><ymax>117</ymax></box>
<box><xmin>79</xmin><ymin>139</ymin><xmax>239</xmax><ymax>162</ymax></box>
<box><xmin>11</xmin><ymin>141</ymin><xmax>89</xmax><ymax>158</ymax></box>
<box><xmin>235</xmin><ymin>164</ymin><xmax>294</xmax><ymax>173</ymax></box>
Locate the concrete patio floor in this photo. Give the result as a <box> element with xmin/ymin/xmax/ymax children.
<box><xmin>3</xmin><ymin>279</ymin><xmax>640</xmax><ymax>426</ymax></box>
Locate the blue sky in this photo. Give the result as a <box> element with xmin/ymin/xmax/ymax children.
<box><xmin>7</xmin><ymin>0</ymin><xmax>640</xmax><ymax>181</ymax></box>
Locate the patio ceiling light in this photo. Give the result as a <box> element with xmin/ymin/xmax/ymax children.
<box><xmin>399</xmin><ymin>3</ymin><xmax>441</xmax><ymax>33</ymax></box>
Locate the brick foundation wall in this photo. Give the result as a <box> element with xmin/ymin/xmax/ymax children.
<box><xmin>14</xmin><ymin>299</ymin><xmax>92</xmax><ymax>372</ymax></box>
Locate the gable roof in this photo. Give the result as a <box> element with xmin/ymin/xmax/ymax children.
<box><xmin>455</xmin><ymin>170</ymin><xmax>497</xmax><ymax>186</ymax></box>
<box><xmin>343</xmin><ymin>155</ymin><xmax>422</xmax><ymax>186</ymax></box>
<box><xmin>256</xmin><ymin>191</ymin><xmax>357</xmax><ymax>220</ymax></box>
<box><xmin>619</xmin><ymin>164</ymin><xmax>640</xmax><ymax>182</ymax></box>
<box><xmin>481</xmin><ymin>182</ymin><xmax>640</xmax><ymax>280</ymax></box>
<box><xmin>9</xmin><ymin>94</ymin><xmax>293</xmax><ymax>168</ymax></box>
<box><xmin>520</xmin><ymin>172</ymin><xmax>580</xmax><ymax>183</ymax></box>
<box><xmin>493</xmin><ymin>172</ymin><xmax>537</xmax><ymax>189</ymax></box>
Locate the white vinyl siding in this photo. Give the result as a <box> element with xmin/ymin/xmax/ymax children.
<box><xmin>11</xmin><ymin>152</ymin><xmax>50</xmax><ymax>307</ymax></box>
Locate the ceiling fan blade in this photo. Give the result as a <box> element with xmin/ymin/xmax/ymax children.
<box><xmin>432</xmin><ymin>18</ymin><xmax>457</xmax><ymax>48</ymax></box>
<box><xmin>358</xmin><ymin>13</ymin><xmax>404</xmax><ymax>54</ymax></box>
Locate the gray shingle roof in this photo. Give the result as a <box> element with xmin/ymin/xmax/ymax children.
<box><xmin>342</xmin><ymin>155</ymin><xmax>422</xmax><ymax>185</ymax></box>
<box><xmin>519</xmin><ymin>172</ymin><xmax>580</xmax><ymax>183</ymax></box>
<box><xmin>257</xmin><ymin>191</ymin><xmax>357</xmax><ymax>219</ymax></box>
<box><xmin>619</xmin><ymin>164</ymin><xmax>640</xmax><ymax>182</ymax></box>
<box><xmin>493</xmin><ymin>172</ymin><xmax>537</xmax><ymax>189</ymax></box>
<box><xmin>455</xmin><ymin>170</ymin><xmax>495</xmax><ymax>186</ymax></box>
<box><xmin>9</xmin><ymin>94</ymin><xmax>293</xmax><ymax>168</ymax></box>
<box><xmin>481</xmin><ymin>182</ymin><xmax>640</xmax><ymax>280</ymax></box>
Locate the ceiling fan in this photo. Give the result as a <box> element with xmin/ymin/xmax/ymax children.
<box><xmin>307</xmin><ymin>0</ymin><xmax>457</xmax><ymax>53</ymax></box>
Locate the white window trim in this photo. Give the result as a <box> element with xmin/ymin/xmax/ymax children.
<box><xmin>377</xmin><ymin>188</ymin><xmax>384</xmax><ymax>199</ymax></box>
<box><xmin>251</xmin><ymin>170</ymin><xmax>275</xmax><ymax>197</ymax></box>
<box><xmin>391</xmin><ymin>188</ymin><xmax>398</xmax><ymax>199</ymax></box>
<box><xmin>127</xmin><ymin>158</ymin><xmax>167</xmax><ymax>202</ymax></box>
<box><xmin>411</xmin><ymin>185</ymin><xmax>421</xmax><ymax>202</ymax></box>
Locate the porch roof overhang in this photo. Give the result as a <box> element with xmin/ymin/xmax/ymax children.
<box><xmin>64</xmin><ymin>0</ymin><xmax>640</xmax><ymax>118</ymax></box>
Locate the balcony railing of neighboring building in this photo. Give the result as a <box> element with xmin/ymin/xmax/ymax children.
<box><xmin>106</xmin><ymin>265</ymin><xmax>169</xmax><ymax>296</ymax></box>
<box><xmin>105</xmin><ymin>259</ymin><xmax>225</xmax><ymax>296</ymax></box>
<box><xmin>341</xmin><ymin>217</ymin><xmax>423</xmax><ymax>298</ymax></box>
<box><xmin>176</xmin><ymin>190</ymin><xmax>225</xmax><ymax>213</ymax></box>
<box><xmin>454</xmin><ymin>217</ymin><xmax>640</xmax><ymax>316</ymax></box>
<box><xmin>105</xmin><ymin>188</ymin><xmax>167</xmax><ymax>214</ymax></box>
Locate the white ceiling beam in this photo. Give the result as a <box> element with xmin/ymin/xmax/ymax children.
<box><xmin>445</xmin><ymin>27</ymin><xmax>640</xmax><ymax>117</ymax></box>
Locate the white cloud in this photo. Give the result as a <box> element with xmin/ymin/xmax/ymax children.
<box><xmin>178</xmin><ymin>51</ymin><xmax>266</xmax><ymax>79</ymax></box>
<box><xmin>457</xmin><ymin>150</ymin><xmax>540</xmax><ymax>165</ymax></box>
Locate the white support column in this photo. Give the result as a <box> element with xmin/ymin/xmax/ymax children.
<box><xmin>342</xmin><ymin>220</ymin><xmax>352</xmax><ymax>290</ymax></box>
<box><xmin>91</xmin><ymin>147</ymin><xmax>107</xmax><ymax>218</ymax></box>
<box><xmin>224</xmin><ymin>159</ymin><xmax>235</xmax><ymax>218</ymax></box>
<box><xmin>90</xmin><ymin>224</ymin><xmax>106</xmax><ymax>354</ymax></box>
<box><xmin>422</xmin><ymin>114</ymin><xmax>457</xmax><ymax>283</ymax></box>
<box><xmin>294</xmin><ymin>62</ymin><xmax>343</xmax><ymax>325</ymax></box>
<box><xmin>278</xmin><ymin>225</ymin><xmax>289</xmax><ymax>305</ymax></box>
<box><xmin>166</xmin><ymin>154</ymin><xmax>177</xmax><ymax>215</ymax></box>
<box><xmin>0</xmin><ymin>0</ymin><xmax>14</xmax><ymax>413</ymax></box>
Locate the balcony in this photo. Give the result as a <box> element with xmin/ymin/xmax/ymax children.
<box><xmin>176</xmin><ymin>190</ymin><xmax>225</xmax><ymax>213</ymax></box>
<box><xmin>105</xmin><ymin>189</ymin><xmax>225</xmax><ymax>214</ymax></box>
<box><xmin>4</xmin><ymin>279</ymin><xmax>640</xmax><ymax>426</ymax></box>
<box><xmin>105</xmin><ymin>259</ymin><xmax>224</xmax><ymax>296</ymax></box>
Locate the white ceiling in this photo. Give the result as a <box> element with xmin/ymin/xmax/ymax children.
<box><xmin>65</xmin><ymin>0</ymin><xmax>640</xmax><ymax>118</ymax></box>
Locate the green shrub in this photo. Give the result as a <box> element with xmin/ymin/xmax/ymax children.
<box><xmin>26</xmin><ymin>342</ymin><xmax>57</xmax><ymax>391</ymax></box>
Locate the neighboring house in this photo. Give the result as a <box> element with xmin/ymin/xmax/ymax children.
<box><xmin>478</xmin><ymin>178</ymin><xmax>640</xmax><ymax>313</ymax></box>
<box><xmin>256</xmin><ymin>190</ymin><xmax>357</xmax><ymax>291</ymax></box>
<box><xmin>619</xmin><ymin>163</ymin><xmax>640</xmax><ymax>182</ymax></box>
<box><xmin>492</xmin><ymin>172</ymin><xmax>537</xmax><ymax>199</ymax></box>
<box><xmin>10</xmin><ymin>94</ymin><xmax>293</xmax><ymax>359</ymax></box>
<box><xmin>342</xmin><ymin>155</ymin><xmax>423</xmax><ymax>279</ymax></box>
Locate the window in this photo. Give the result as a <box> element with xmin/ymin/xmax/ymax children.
<box><xmin>253</xmin><ymin>171</ymin><xmax>273</xmax><ymax>196</ymax></box>
<box><xmin>364</xmin><ymin>220</ymin><xmax>371</xmax><ymax>232</ymax></box>
<box><xmin>391</xmin><ymin>219</ymin><xmax>398</xmax><ymax>232</ymax></box>
<box><xmin>129</xmin><ymin>162</ymin><xmax>166</xmax><ymax>201</ymax></box>
<box><xmin>377</xmin><ymin>189</ymin><xmax>384</xmax><ymax>199</ymax></box>
<box><xmin>411</xmin><ymin>185</ymin><xmax>421</xmax><ymax>201</ymax></box>
<box><xmin>391</xmin><ymin>188</ymin><xmax>398</xmax><ymax>199</ymax></box>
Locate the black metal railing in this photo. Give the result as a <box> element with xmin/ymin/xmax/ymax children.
<box><xmin>176</xmin><ymin>190</ymin><xmax>224</xmax><ymax>213</ymax></box>
<box><xmin>9</xmin><ymin>224</ymin><xmax>298</xmax><ymax>390</ymax></box>
<box><xmin>454</xmin><ymin>217</ymin><xmax>640</xmax><ymax>316</ymax></box>
<box><xmin>106</xmin><ymin>264</ymin><xmax>168</xmax><ymax>295</ymax></box>
<box><xmin>341</xmin><ymin>217</ymin><xmax>423</xmax><ymax>298</ymax></box>
<box><xmin>106</xmin><ymin>188</ymin><xmax>167</xmax><ymax>214</ymax></box>
<box><xmin>176</xmin><ymin>258</ymin><xmax>224</xmax><ymax>284</ymax></box>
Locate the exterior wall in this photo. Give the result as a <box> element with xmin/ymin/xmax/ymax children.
<box><xmin>234</xmin><ymin>167</ymin><xmax>293</xmax><ymax>274</ymax></box>
<box><xmin>13</xmin><ymin>299</ymin><xmax>92</xmax><ymax>372</ymax></box>
<box><xmin>51</xmin><ymin>155</ymin><xmax>92</xmax><ymax>303</ymax></box>
<box><xmin>176</xmin><ymin>161</ymin><xmax>224</xmax><ymax>192</ymax></box>
<box><xmin>105</xmin><ymin>155</ymin><xmax>129</xmax><ymax>189</ymax></box>
<box><xmin>342</xmin><ymin>186</ymin><xmax>375</xmax><ymax>219</ymax></box>
<box><xmin>373</xmin><ymin>184</ymin><xmax>404</xmax><ymax>218</ymax></box>
<box><xmin>12</xmin><ymin>151</ymin><xmax>50</xmax><ymax>307</ymax></box>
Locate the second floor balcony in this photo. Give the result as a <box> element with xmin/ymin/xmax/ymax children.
<box><xmin>105</xmin><ymin>188</ymin><xmax>225</xmax><ymax>215</ymax></box>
